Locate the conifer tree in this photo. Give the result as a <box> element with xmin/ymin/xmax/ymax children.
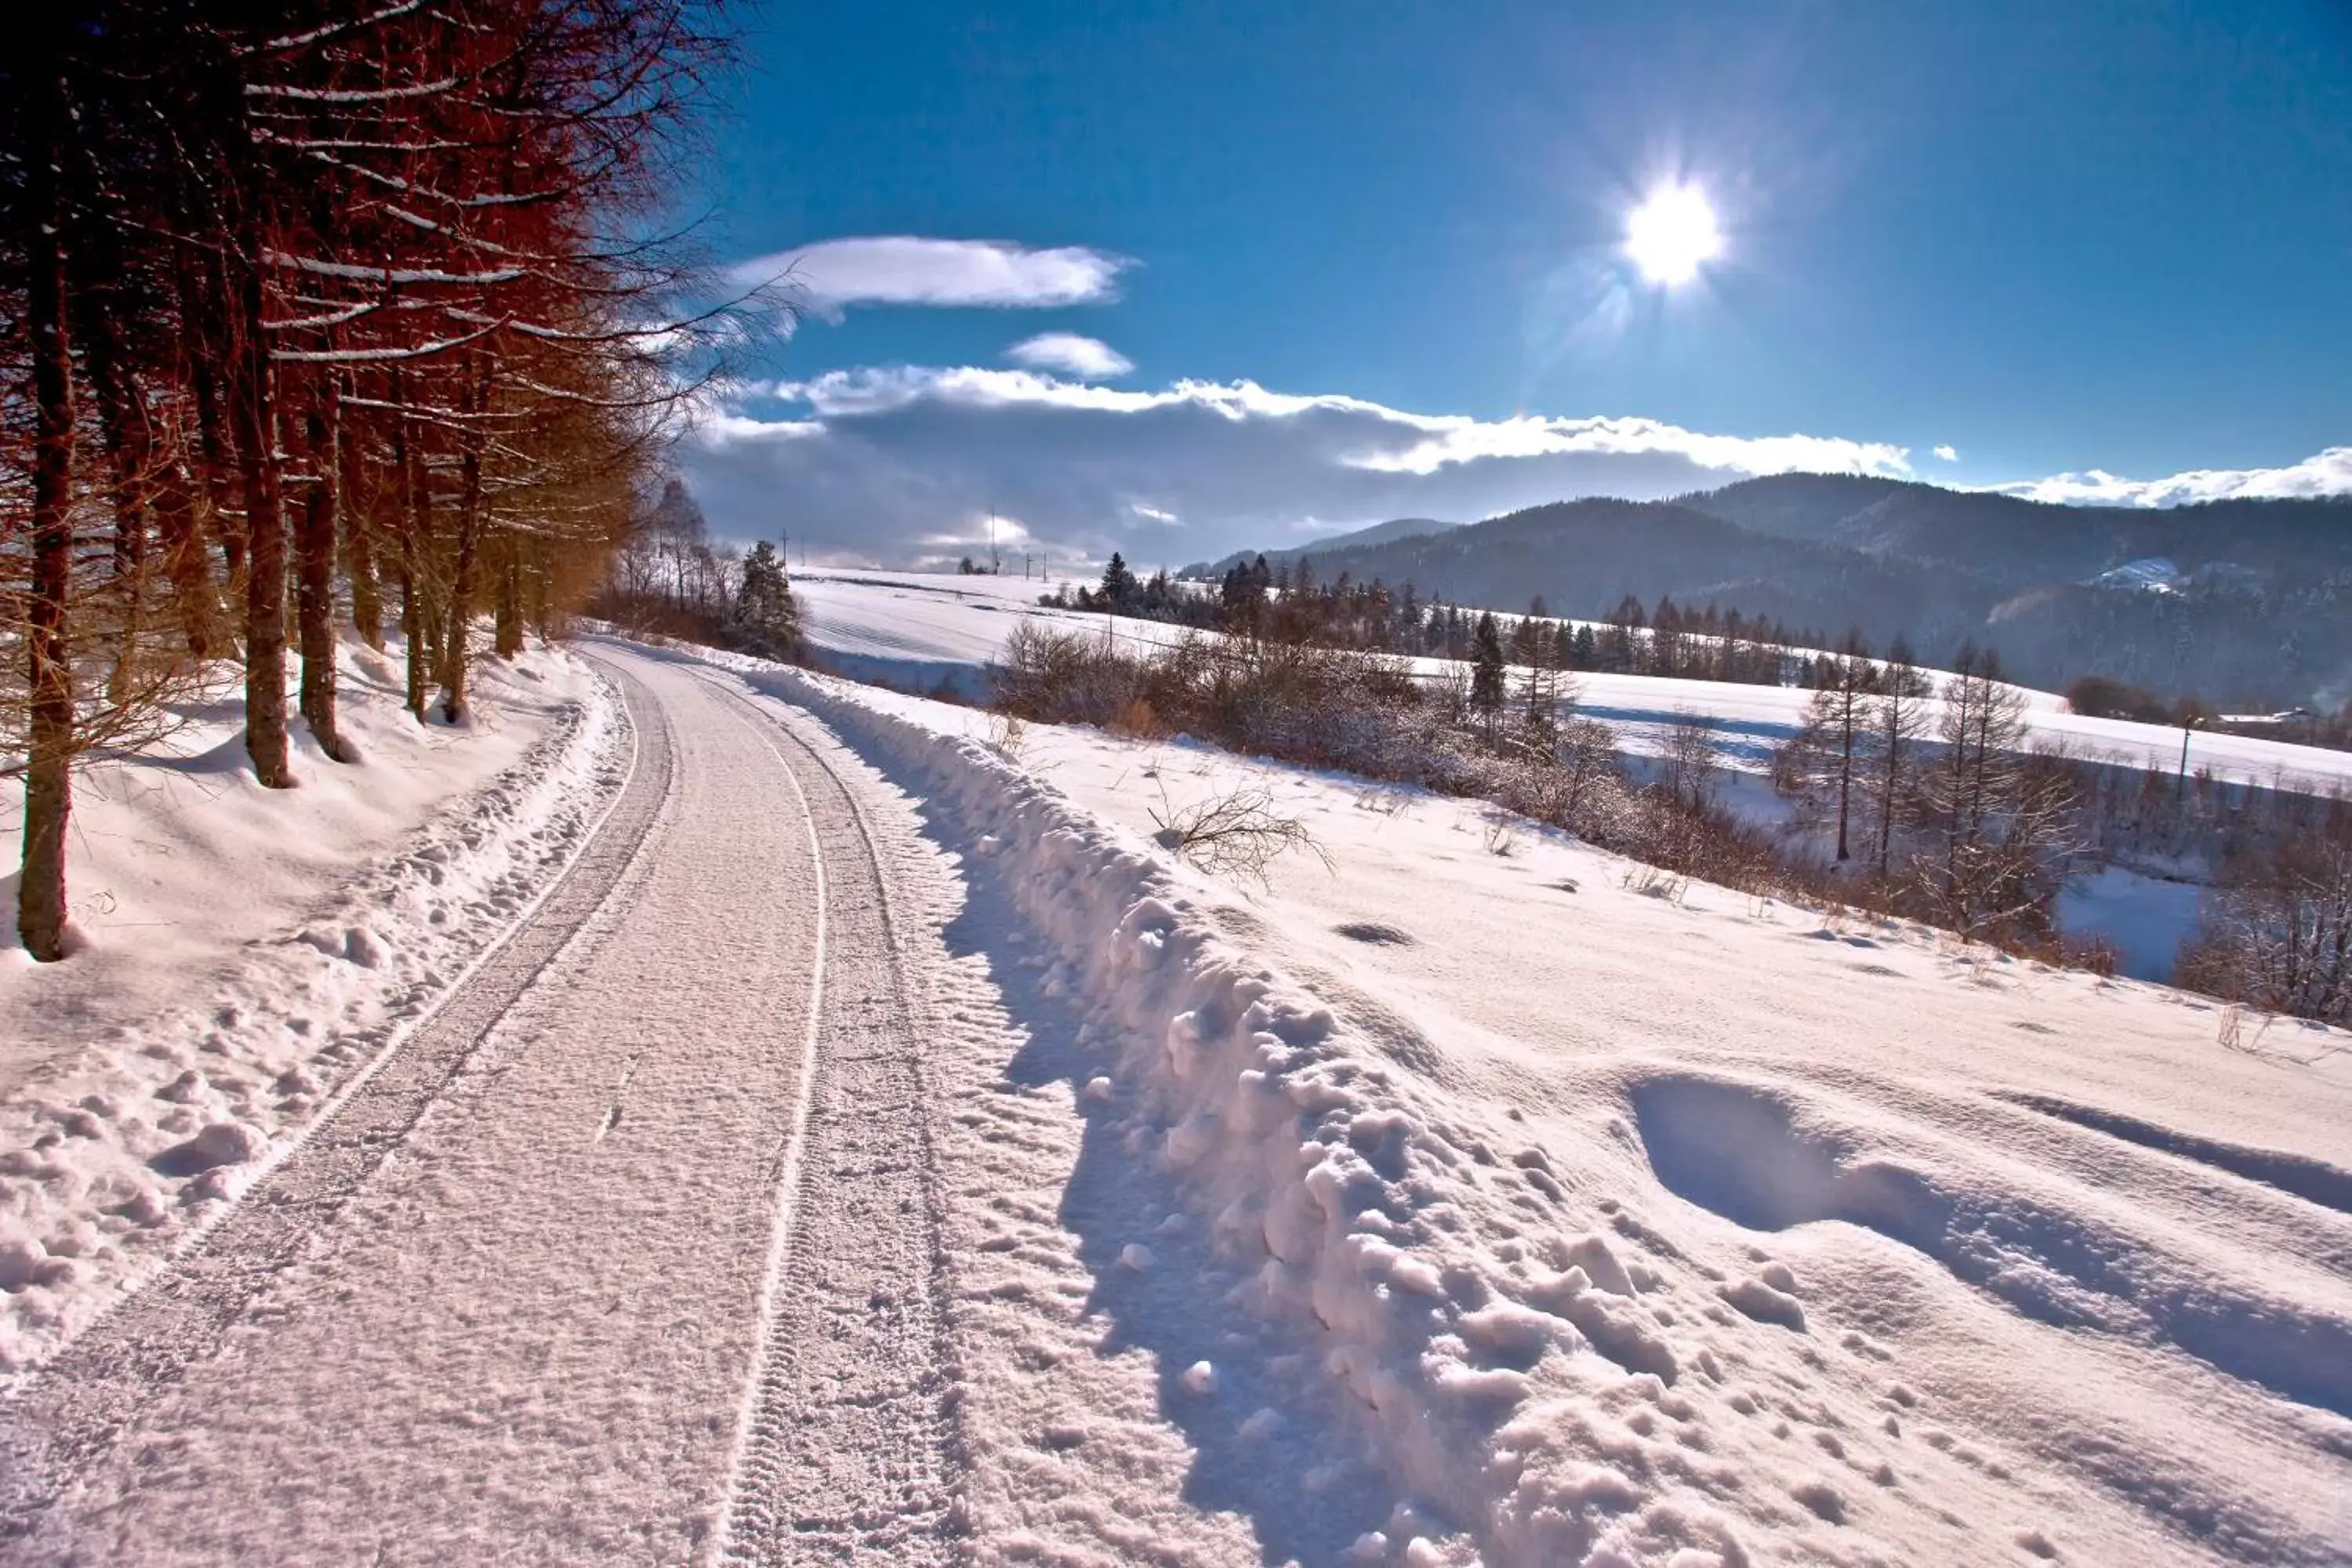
<box><xmin>1098</xmin><ymin>550</ymin><xmax>1139</xmax><ymax>608</ymax></box>
<box><xmin>1470</xmin><ymin>611</ymin><xmax>1507</xmax><ymax>723</ymax></box>
<box><xmin>731</xmin><ymin>540</ymin><xmax>800</xmax><ymax>659</ymax></box>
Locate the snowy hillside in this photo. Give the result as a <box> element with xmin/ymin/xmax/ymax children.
<box><xmin>792</xmin><ymin>569</ymin><xmax>2352</xmax><ymax>792</ymax></box>
<box><xmin>688</xmin><ymin>647</ymin><xmax>2352</xmax><ymax>1565</ymax></box>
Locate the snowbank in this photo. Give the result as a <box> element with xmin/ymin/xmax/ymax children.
<box><xmin>0</xmin><ymin>637</ymin><xmax>628</xmax><ymax>1373</ymax></box>
<box><xmin>731</xmin><ymin>659</ymin><xmax>1621</xmax><ymax>1551</ymax></box>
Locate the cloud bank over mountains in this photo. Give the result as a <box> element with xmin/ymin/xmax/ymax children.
<box><xmin>684</xmin><ymin>365</ymin><xmax>2350</xmax><ymax>568</ymax></box>
<box><xmin>688</xmin><ymin>235</ymin><xmax>2349</xmax><ymax>567</ymax></box>
<box><xmin>1987</xmin><ymin>447</ymin><xmax>2352</xmax><ymax>508</ymax></box>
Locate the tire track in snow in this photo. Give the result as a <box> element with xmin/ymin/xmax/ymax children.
<box><xmin>692</xmin><ymin>673</ymin><xmax>959</xmax><ymax>1566</ymax></box>
<box><xmin>0</xmin><ymin>660</ymin><xmax>673</xmax><ymax>1541</ymax></box>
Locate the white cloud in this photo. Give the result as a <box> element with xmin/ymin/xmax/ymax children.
<box><xmin>1987</xmin><ymin>446</ymin><xmax>2352</xmax><ymax>506</ymax></box>
<box><xmin>684</xmin><ymin>364</ymin><xmax>2352</xmax><ymax>569</ymax></box>
<box><xmin>686</xmin><ymin>367</ymin><xmax>1925</xmax><ymax>565</ymax></box>
<box><xmin>1933</xmin><ymin>444</ymin><xmax>1958</xmax><ymax>463</ymax></box>
<box><xmin>1349</xmin><ymin>414</ymin><xmax>1910</xmax><ymax>480</ymax></box>
<box><xmin>1007</xmin><ymin>332</ymin><xmax>1135</xmax><ymax>379</ymax></box>
<box><xmin>728</xmin><ymin>237</ymin><xmax>1134</xmax><ymax>312</ymax></box>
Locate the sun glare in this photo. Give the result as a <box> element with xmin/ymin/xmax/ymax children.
<box><xmin>1625</xmin><ymin>185</ymin><xmax>1722</xmax><ymax>287</ymax></box>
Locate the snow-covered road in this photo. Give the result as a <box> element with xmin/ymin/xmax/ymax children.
<box><xmin>1</xmin><ymin>648</ymin><xmax>955</xmax><ymax>1564</ymax></box>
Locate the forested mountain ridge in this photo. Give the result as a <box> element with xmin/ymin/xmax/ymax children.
<box><xmin>1187</xmin><ymin>476</ymin><xmax>2352</xmax><ymax>706</ymax></box>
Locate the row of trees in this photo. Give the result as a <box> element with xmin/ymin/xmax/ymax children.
<box><xmin>1065</xmin><ymin>552</ymin><xmax>1857</xmax><ymax>691</ymax></box>
<box><xmin>1777</xmin><ymin>639</ymin><xmax>2079</xmax><ymax>943</ymax></box>
<box><xmin>4</xmin><ymin>0</ymin><xmax>739</xmax><ymax>958</ymax></box>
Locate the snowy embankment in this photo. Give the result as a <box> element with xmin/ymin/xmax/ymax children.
<box><xmin>679</xmin><ymin>637</ymin><xmax>2352</xmax><ymax>1565</ymax></box>
<box><xmin>0</xmin><ymin>637</ymin><xmax>626</xmax><ymax>1373</ymax></box>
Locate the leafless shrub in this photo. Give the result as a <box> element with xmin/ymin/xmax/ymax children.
<box><xmin>1656</xmin><ymin>710</ymin><xmax>1725</xmax><ymax>814</ymax></box>
<box><xmin>1624</xmin><ymin>863</ymin><xmax>1689</xmax><ymax>904</ymax></box>
<box><xmin>986</xmin><ymin>710</ymin><xmax>1028</xmax><ymax>761</ymax></box>
<box><xmin>2056</xmin><ymin>934</ymin><xmax>2119</xmax><ymax>979</ymax></box>
<box><xmin>2216</xmin><ymin>1004</ymin><xmax>2267</xmax><ymax>1055</ymax></box>
<box><xmin>1483</xmin><ymin>818</ymin><xmax>1519</xmax><ymax>857</ymax></box>
<box><xmin>1149</xmin><ymin>780</ymin><xmax>1331</xmax><ymax>887</ymax></box>
<box><xmin>2177</xmin><ymin>823</ymin><xmax>2352</xmax><ymax>1028</ymax></box>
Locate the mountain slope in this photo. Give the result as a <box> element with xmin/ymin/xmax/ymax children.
<box><xmin>1184</xmin><ymin>515</ymin><xmax>1460</xmax><ymax>579</ymax></box>
<box><xmin>1204</xmin><ymin>480</ymin><xmax>2352</xmax><ymax>705</ymax></box>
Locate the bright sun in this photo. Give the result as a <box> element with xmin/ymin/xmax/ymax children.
<box><xmin>1625</xmin><ymin>185</ymin><xmax>1722</xmax><ymax>286</ymax></box>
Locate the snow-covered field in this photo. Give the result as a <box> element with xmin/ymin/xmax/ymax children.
<box><xmin>793</xmin><ymin>568</ymin><xmax>1203</xmax><ymax>700</ymax></box>
<box><xmin>793</xmin><ymin>568</ymin><xmax>2352</xmax><ymax>790</ymax></box>
<box><xmin>0</xmin><ymin>637</ymin><xmax>626</xmax><ymax>1370</ymax></box>
<box><xmin>694</xmin><ymin>648</ymin><xmax>2352</xmax><ymax>1566</ymax></box>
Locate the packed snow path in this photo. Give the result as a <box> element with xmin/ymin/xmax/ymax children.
<box><xmin>0</xmin><ymin>648</ymin><xmax>956</xmax><ymax>1565</ymax></box>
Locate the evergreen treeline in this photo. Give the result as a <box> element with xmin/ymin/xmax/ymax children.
<box><xmin>2</xmin><ymin>0</ymin><xmax>739</xmax><ymax>959</ymax></box>
<box><xmin>1051</xmin><ymin>551</ymin><xmax>1842</xmax><ymax>689</ymax></box>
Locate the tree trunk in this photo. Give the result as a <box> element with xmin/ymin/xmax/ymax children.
<box><xmin>389</xmin><ymin>372</ymin><xmax>434</xmax><ymax>720</ymax></box>
<box><xmin>1834</xmin><ymin>692</ymin><xmax>1854</xmax><ymax>863</ymax></box>
<box><xmin>20</xmin><ymin>53</ymin><xmax>78</xmax><ymax>961</ymax></box>
<box><xmin>154</xmin><ymin>450</ymin><xmax>221</xmax><ymax>660</ymax></box>
<box><xmin>227</xmin><ymin>247</ymin><xmax>292</xmax><ymax>788</ymax></box>
<box><xmin>400</xmin><ymin>556</ymin><xmax>426</xmax><ymax>719</ymax></box>
<box><xmin>438</xmin><ymin>445</ymin><xmax>483</xmax><ymax>722</ymax></box>
<box><xmin>495</xmin><ymin>544</ymin><xmax>524</xmax><ymax>659</ymax></box>
<box><xmin>341</xmin><ymin>420</ymin><xmax>383</xmax><ymax>649</ymax></box>
<box><xmin>296</xmin><ymin>382</ymin><xmax>350</xmax><ymax>760</ymax></box>
<box><xmin>437</xmin><ymin>363</ymin><xmax>492</xmax><ymax>724</ymax></box>
<box><xmin>401</xmin><ymin>477</ymin><xmax>431</xmax><ymax>720</ymax></box>
<box><xmin>178</xmin><ymin>242</ymin><xmax>246</xmax><ymax>588</ymax></box>
<box><xmin>76</xmin><ymin>286</ymin><xmax>156</xmax><ymax>702</ymax></box>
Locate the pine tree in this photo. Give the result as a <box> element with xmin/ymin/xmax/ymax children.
<box><xmin>1098</xmin><ymin>550</ymin><xmax>1139</xmax><ymax>609</ymax></box>
<box><xmin>1470</xmin><ymin>612</ymin><xmax>1507</xmax><ymax>723</ymax></box>
<box><xmin>731</xmin><ymin>541</ymin><xmax>800</xmax><ymax>660</ymax></box>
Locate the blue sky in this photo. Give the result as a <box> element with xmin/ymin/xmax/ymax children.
<box><xmin>683</xmin><ymin>0</ymin><xmax>2352</xmax><ymax>566</ymax></box>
